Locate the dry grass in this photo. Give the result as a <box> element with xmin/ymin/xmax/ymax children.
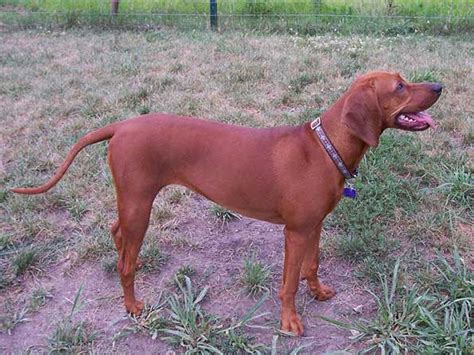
<box><xmin>0</xmin><ymin>29</ymin><xmax>472</xmax><ymax>352</ymax></box>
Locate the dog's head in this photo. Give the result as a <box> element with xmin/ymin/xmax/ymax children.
<box><xmin>341</xmin><ymin>71</ymin><xmax>442</xmax><ymax>146</ymax></box>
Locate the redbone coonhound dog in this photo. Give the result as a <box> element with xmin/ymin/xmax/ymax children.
<box><xmin>12</xmin><ymin>71</ymin><xmax>442</xmax><ymax>335</ymax></box>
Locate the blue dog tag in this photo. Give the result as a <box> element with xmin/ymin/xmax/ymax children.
<box><xmin>343</xmin><ymin>187</ymin><xmax>357</xmax><ymax>199</ymax></box>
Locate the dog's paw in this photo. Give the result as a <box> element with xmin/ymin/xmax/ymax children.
<box><xmin>125</xmin><ymin>300</ymin><xmax>144</xmax><ymax>315</ymax></box>
<box><xmin>281</xmin><ymin>311</ymin><xmax>304</xmax><ymax>336</ymax></box>
<box><xmin>312</xmin><ymin>283</ymin><xmax>336</xmax><ymax>301</ymax></box>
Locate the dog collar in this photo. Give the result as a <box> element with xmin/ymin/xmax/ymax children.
<box><xmin>310</xmin><ymin>117</ymin><xmax>358</xmax><ymax>180</ymax></box>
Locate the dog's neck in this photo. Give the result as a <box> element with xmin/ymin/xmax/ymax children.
<box><xmin>319</xmin><ymin>100</ymin><xmax>369</xmax><ymax>173</ymax></box>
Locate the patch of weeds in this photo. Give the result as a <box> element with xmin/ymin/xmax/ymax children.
<box><xmin>48</xmin><ymin>285</ymin><xmax>98</xmax><ymax>354</ymax></box>
<box><xmin>114</xmin><ymin>57</ymin><xmax>140</xmax><ymax>76</ymax></box>
<box><xmin>339</xmin><ymin>59</ymin><xmax>363</xmax><ymax>78</ymax></box>
<box><xmin>432</xmin><ymin>247</ymin><xmax>473</xmax><ymax>301</ymax></box>
<box><xmin>153</xmin><ymin>201</ymin><xmax>174</xmax><ymax>225</ymax></box>
<box><xmin>432</xmin><ymin>163</ymin><xmax>473</xmax><ymax>210</ymax></box>
<box><xmin>241</xmin><ymin>256</ymin><xmax>271</xmax><ymax>296</ymax></box>
<box><xmin>0</xmin><ymin>234</ymin><xmax>13</xmax><ymax>251</ymax></box>
<box><xmin>175</xmin><ymin>265</ymin><xmax>196</xmax><ymax>286</ymax></box>
<box><xmin>115</xmin><ymin>301</ymin><xmax>167</xmax><ymax>341</ymax></box>
<box><xmin>162</xmin><ymin>277</ymin><xmax>268</xmax><ymax>353</ymax></box>
<box><xmin>29</xmin><ymin>286</ymin><xmax>53</xmax><ymax>312</ymax></box>
<box><xmin>79</xmin><ymin>228</ymin><xmax>114</xmax><ymax>260</ymax></box>
<box><xmin>139</xmin><ymin>239</ymin><xmax>167</xmax><ymax>273</ymax></box>
<box><xmin>0</xmin><ymin>189</ymin><xmax>7</xmax><ymax>203</ymax></box>
<box><xmin>409</xmin><ymin>69</ymin><xmax>440</xmax><ymax>83</ymax></box>
<box><xmin>210</xmin><ymin>204</ymin><xmax>241</xmax><ymax>226</ymax></box>
<box><xmin>0</xmin><ymin>273</ymin><xmax>13</xmax><ymax>290</ymax></box>
<box><xmin>228</xmin><ymin>63</ymin><xmax>265</xmax><ymax>84</ymax></box>
<box><xmin>169</xmin><ymin>62</ymin><xmax>184</xmax><ymax>74</ymax></box>
<box><xmin>288</xmin><ymin>73</ymin><xmax>322</xmax><ymax>94</ymax></box>
<box><xmin>0</xmin><ymin>82</ymin><xmax>31</xmax><ymax>98</ymax></box>
<box><xmin>321</xmin><ymin>252</ymin><xmax>473</xmax><ymax>354</ymax></box>
<box><xmin>120</xmin><ymin>87</ymin><xmax>149</xmax><ymax>110</ymax></box>
<box><xmin>138</xmin><ymin>105</ymin><xmax>150</xmax><ymax>115</ymax></box>
<box><xmin>81</xmin><ymin>96</ymin><xmax>110</xmax><ymax>119</ymax></box>
<box><xmin>11</xmin><ymin>247</ymin><xmax>37</xmax><ymax>276</ymax></box>
<box><xmin>0</xmin><ymin>305</ymin><xmax>29</xmax><ymax>335</ymax></box>
<box><xmin>355</xmin><ymin>255</ymin><xmax>397</xmax><ymax>284</ymax></box>
<box><xmin>101</xmin><ymin>254</ymin><xmax>117</xmax><ymax>274</ymax></box>
<box><xmin>167</xmin><ymin>188</ymin><xmax>188</xmax><ymax>204</ymax></box>
<box><xmin>119</xmin><ymin>277</ymin><xmax>268</xmax><ymax>353</ymax></box>
<box><xmin>337</xmin><ymin>230</ymin><xmax>399</xmax><ymax>261</ymax></box>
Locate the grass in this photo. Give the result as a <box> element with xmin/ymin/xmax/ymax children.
<box><xmin>47</xmin><ymin>287</ymin><xmax>98</xmax><ymax>353</ymax></box>
<box><xmin>320</xmin><ymin>251</ymin><xmax>473</xmax><ymax>353</ymax></box>
<box><xmin>11</xmin><ymin>248</ymin><xmax>37</xmax><ymax>276</ymax></box>
<box><xmin>241</xmin><ymin>255</ymin><xmax>272</xmax><ymax>296</ymax></box>
<box><xmin>1</xmin><ymin>0</ymin><xmax>473</xmax><ymax>34</ymax></box>
<box><xmin>210</xmin><ymin>204</ymin><xmax>241</xmax><ymax>225</ymax></box>
<box><xmin>1</xmin><ymin>29</ymin><xmax>472</xmax><ymax>352</ymax></box>
<box><xmin>118</xmin><ymin>276</ymin><xmax>268</xmax><ymax>353</ymax></box>
<box><xmin>0</xmin><ymin>305</ymin><xmax>29</xmax><ymax>335</ymax></box>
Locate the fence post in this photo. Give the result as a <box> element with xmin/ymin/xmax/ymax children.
<box><xmin>111</xmin><ymin>0</ymin><xmax>120</xmax><ymax>16</ymax></box>
<box><xmin>210</xmin><ymin>0</ymin><xmax>218</xmax><ymax>31</ymax></box>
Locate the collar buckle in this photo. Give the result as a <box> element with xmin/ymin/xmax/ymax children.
<box><xmin>310</xmin><ymin>117</ymin><xmax>321</xmax><ymax>130</ymax></box>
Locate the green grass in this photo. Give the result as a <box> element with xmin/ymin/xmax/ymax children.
<box><xmin>210</xmin><ymin>204</ymin><xmax>241</xmax><ymax>225</ymax></box>
<box><xmin>119</xmin><ymin>276</ymin><xmax>268</xmax><ymax>353</ymax></box>
<box><xmin>48</xmin><ymin>286</ymin><xmax>98</xmax><ymax>353</ymax></box>
<box><xmin>321</xmin><ymin>252</ymin><xmax>473</xmax><ymax>353</ymax></box>
<box><xmin>11</xmin><ymin>248</ymin><xmax>37</xmax><ymax>276</ymax></box>
<box><xmin>139</xmin><ymin>238</ymin><xmax>167</xmax><ymax>273</ymax></box>
<box><xmin>0</xmin><ymin>305</ymin><xmax>29</xmax><ymax>335</ymax></box>
<box><xmin>1</xmin><ymin>0</ymin><xmax>472</xmax><ymax>33</ymax></box>
<box><xmin>327</xmin><ymin>130</ymin><xmax>472</xmax><ymax>278</ymax></box>
<box><xmin>240</xmin><ymin>256</ymin><xmax>272</xmax><ymax>296</ymax></box>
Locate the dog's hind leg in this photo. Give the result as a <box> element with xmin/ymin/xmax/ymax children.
<box><xmin>110</xmin><ymin>219</ymin><xmax>143</xmax><ymax>270</ymax></box>
<box><xmin>113</xmin><ymin>187</ymin><xmax>159</xmax><ymax>315</ymax></box>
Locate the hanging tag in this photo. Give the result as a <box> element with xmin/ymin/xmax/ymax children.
<box><xmin>343</xmin><ymin>186</ymin><xmax>357</xmax><ymax>199</ymax></box>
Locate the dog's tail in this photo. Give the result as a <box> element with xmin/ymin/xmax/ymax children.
<box><xmin>11</xmin><ymin>124</ymin><xmax>118</xmax><ymax>195</ymax></box>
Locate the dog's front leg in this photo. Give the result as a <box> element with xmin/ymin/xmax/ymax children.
<box><xmin>278</xmin><ymin>226</ymin><xmax>310</xmax><ymax>336</ymax></box>
<box><xmin>300</xmin><ymin>223</ymin><xmax>336</xmax><ymax>301</ymax></box>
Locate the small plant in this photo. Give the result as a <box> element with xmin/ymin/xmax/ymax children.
<box><xmin>0</xmin><ymin>305</ymin><xmax>29</xmax><ymax>335</ymax></box>
<box><xmin>432</xmin><ymin>247</ymin><xmax>473</xmax><ymax>302</ymax></box>
<box><xmin>433</xmin><ymin>163</ymin><xmax>473</xmax><ymax>208</ymax></box>
<box><xmin>11</xmin><ymin>248</ymin><xmax>37</xmax><ymax>276</ymax></box>
<box><xmin>101</xmin><ymin>255</ymin><xmax>118</xmax><ymax>274</ymax></box>
<box><xmin>241</xmin><ymin>256</ymin><xmax>271</xmax><ymax>296</ymax></box>
<box><xmin>175</xmin><ymin>265</ymin><xmax>196</xmax><ymax>286</ymax></box>
<box><xmin>29</xmin><ymin>286</ymin><xmax>52</xmax><ymax>312</ymax></box>
<box><xmin>210</xmin><ymin>204</ymin><xmax>241</xmax><ymax>225</ymax></box>
<box><xmin>139</xmin><ymin>239</ymin><xmax>167</xmax><ymax>273</ymax></box>
<box><xmin>48</xmin><ymin>285</ymin><xmax>98</xmax><ymax>353</ymax></box>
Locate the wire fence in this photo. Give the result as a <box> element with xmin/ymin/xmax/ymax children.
<box><xmin>1</xmin><ymin>1</ymin><xmax>473</xmax><ymax>34</ymax></box>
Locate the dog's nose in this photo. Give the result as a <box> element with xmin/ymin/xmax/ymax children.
<box><xmin>431</xmin><ymin>83</ymin><xmax>443</xmax><ymax>94</ymax></box>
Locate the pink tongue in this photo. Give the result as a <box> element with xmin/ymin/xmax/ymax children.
<box><xmin>406</xmin><ymin>111</ymin><xmax>437</xmax><ymax>128</ymax></box>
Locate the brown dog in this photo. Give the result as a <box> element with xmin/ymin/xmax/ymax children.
<box><xmin>12</xmin><ymin>71</ymin><xmax>442</xmax><ymax>335</ymax></box>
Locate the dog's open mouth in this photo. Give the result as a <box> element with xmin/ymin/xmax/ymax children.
<box><xmin>395</xmin><ymin>111</ymin><xmax>436</xmax><ymax>131</ymax></box>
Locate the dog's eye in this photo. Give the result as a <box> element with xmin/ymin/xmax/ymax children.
<box><xmin>396</xmin><ymin>83</ymin><xmax>405</xmax><ymax>91</ymax></box>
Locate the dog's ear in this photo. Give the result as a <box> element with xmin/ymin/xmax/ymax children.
<box><xmin>341</xmin><ymin>84</ymin><xmax>382</xmax><ymax>147</ymax></box>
